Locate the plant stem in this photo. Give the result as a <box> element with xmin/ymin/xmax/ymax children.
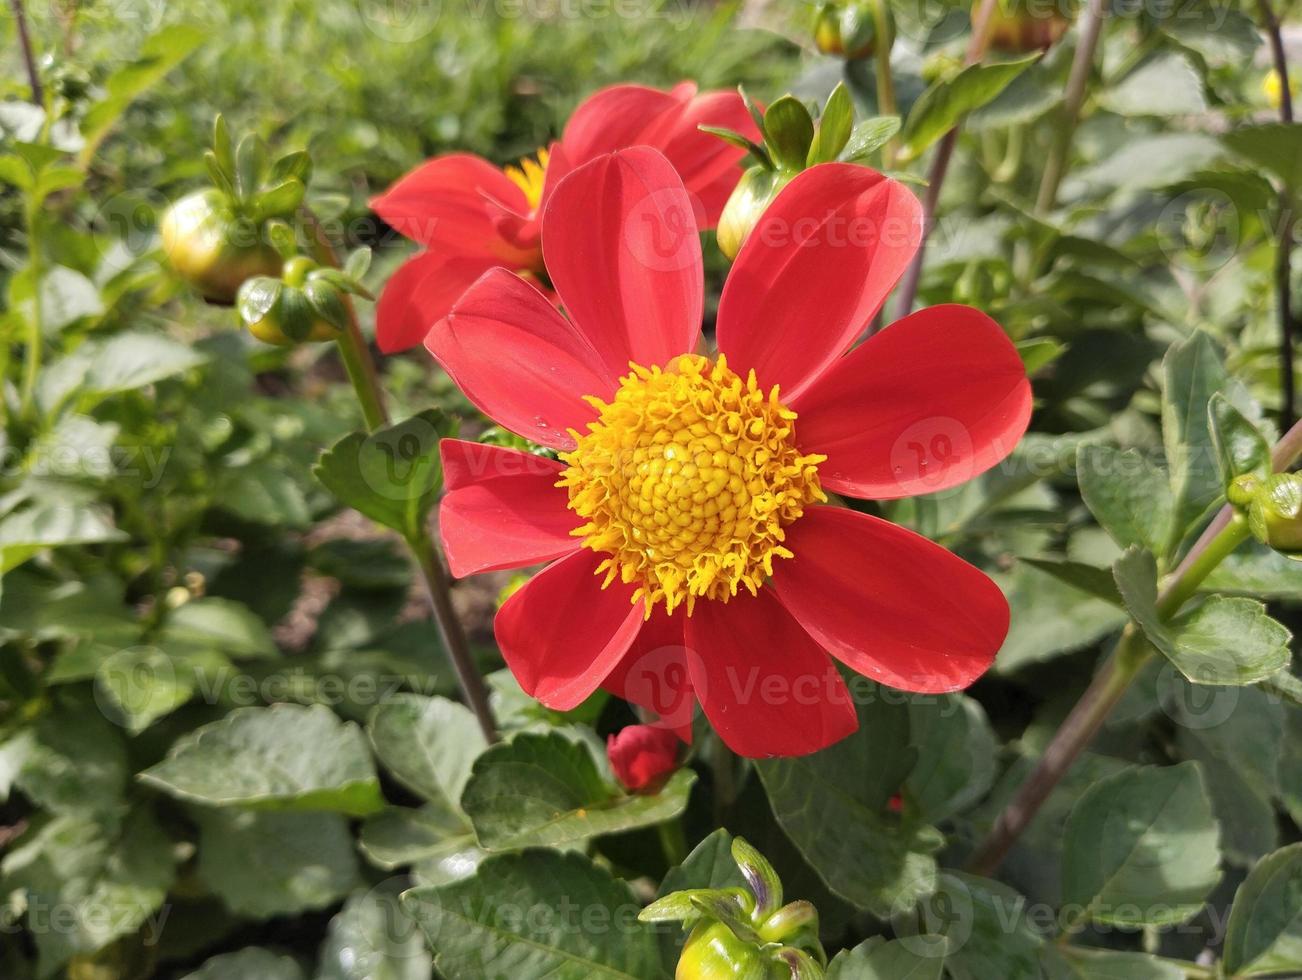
<box><xmin>872</xmin><ymin>0</ymin><xmax>898</xmax><ymax>168</ymax></box>
<box><xmin>300</xmin><ymin>207</ymin><xmax>498</xmax><ymax>743</ymax></box>
<box><xmin>1035</xmin><ymin>0</ymin><xmax>1106</xmax><ymax>214</ymax></box>
<box><xmin>9</xmin><ymin>0</ymin><xmax>43</xmax><ymax>106</ymax></box>
<box><xmin>964</xmin><ymin>411</ymin><xmax>1302</xmax><ymax>878</ymax></box>
<box><xmin>19</xmin><ymin>197</ymin><xmax>43</xmax><ymax>422</ymax></box>
<box><xmin>1257</xmin><ymin>0</ymin><xmax>1296</xmax><ymax>428</ymax></box>
<box><xmin>410</xmin><ymin>533</ymin><xmax>500</xmax><ymax>744</ymax></box>
<box><xmin>893</xmin><ymin>0</ymin><xmax>999</xmax><ymax>321</ymax></box>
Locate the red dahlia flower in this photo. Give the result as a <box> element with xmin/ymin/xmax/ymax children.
<box><xmin>432</xmin><ymin>147</ymin><xmax>1032</xmax><ymax>758</ymax></box>
<box><xmin>370</xmin><ymin>82</ymin><xmax>757</xmax><ymax>353</ymax></box>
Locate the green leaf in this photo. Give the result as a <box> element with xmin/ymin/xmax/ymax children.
<box><xmin>1039</xmin><ymin>946</ymin><xmax>1183</xmax><ymax>979</ymax></box>
<box><xmin>318</xmin><ymin>885</ymin><xmax>432</xmax><ymax>980</ymax></box>
<box><xmin>368</xmin><ymin>694</ymin><xmax>487</xmax><ymax>807</ymax></box>
<box><xmin>807</xmin><ymin>82</ymin><xmax>854</xmax><ymax>166</ymax></box>
<box><xmin>1099</xmin><ymin>52</ymin><xmax>1207</xmax><ymax>117</ymax></box>
<box><xmin>9</xmin><ymin>704</ymin><xmax>128</xmax><ymax>816</ymax></box>
<box><xmin>1016</xmin><ymin>337</ymin><xmax>1067</xmax><ymax>375</ymax></box>
<box><xmin>461</xmin><ymin>731</ymin><xmax>695</xmax><ymax>850</ymax></box>
<box><xmin>213</xmin><ymin>462</ymin><xmax>312</xmax><ymax>528</ymax></box>
<box><xmin>827</xmin><ymin>936</ymin><xmax>947</xmax><ymax>980</ymax></box>
<box><xmin>0</xmin><ymin>500</ymin><xmax>126</xmax><ymax>573</ymax></box>
<box><xmin>995</xmin><ymin>562</ymin><xmax>1129</xmax><ymax>672</ymax></box>
<box><xmin>403</xmin><ymin>849</ymin><xmax>664</xmax><ymax>980</ymax></box>
<box><xmin>763</xmin><ymin>95</ymin><xmax>816</xmax><ymax>171</ymax></box>
<box><xmin>1077</xmin><ymin>445</ymin><xmax>1173</xmax><ymax>558</ymax></box>
<box><xmin>1222</xmin><ymin>122</ymin><xmax>1302</xmax><ymax>195</ymax></box>
<box><xmin>756</xmin><ymin>685</ymin><xmax>942</xmax><ymax>918</ymax></box>
<box><xmin>899</xmin><ymin>57</ymin><xmax>1035</xmax><ymax>161</ymax></box>
<box><xmin>1209</xmin><ymin>391</ymin><xmax>1272</xmax><ymax>485</ymax></box>
<box><xmin>1061</xmin><ymin>762</ymin><xmax>1221</xmax><ymax>927</ymax></box>
<box><xmin>1162</xmin><ymin>331</ymin><xmax>1229</xmax><ymax>543</ymax></box>
<box><xmin>1</xmin><ymin>811</ymin><xmax>176</xmax><ymax>975</ymax></box>
<box><xmin>181</xmin><ymin>949</ymin><xmax>304</xmax><ymax>980</ymax></box>
<box><xmin>95</xmin><ymin>645</ymin><xmax>225</xmax><ymax>733</ymax></box>
<box><xmin>839</xmin><ymin>116</ymin><xmax>902</xmax><ymax>162</ymax></box>
<box><xmin>906</xmin><ymin>693</ymin><xmax>997</xmax><ymax>823</ymax></box>
<box><xmin>905</xmin><ymin>873</ymin><xmax>1043</xmax><ymax>980</ymax></box>
<box><xmin>1224</xmin><ymin>844</ymin><xmax>1302</xmax><ymax>976</ymax></box>
<box><xmin>253</xmin><ymin>177</ymin><xmax>305</xmax><ymax>219</ymax></box>
<box><xmin>139</xmin><ymin>703</ymin><xmax>384</xmax><ymax>815</ymax></box>
<box><xmin>359</xmin><ymin>804</ymin><xmax>484</xmax><ymax>884</ymax></box>
<box><xmin>195</xmin><ymin>808</ymin><xmax>361</xmax><ymax>919</ymax></box>
<box><xmin>1018</xmin><ymin>558</ymin><xmax>1123</xmax><ymax>606</ymax></box>
<box><xmin>1114</xmin><ymin>547</ymin><xmax>1292</xmax><ymax>685</ymax></box>
<box><xmin>314</xmin><ymin>410</ymin><xmax>457</xmax><ymax>540</ymax></box>
<box><xmin>78</xmin><ymin>25</ymin><xmax>205</xmax><ymax>167</ymax></box>
<box><xmin>158</xmin><ymin>597</ymin><xmax>279</xmax><ymax>659</ymax></box>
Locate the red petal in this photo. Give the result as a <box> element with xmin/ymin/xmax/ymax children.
<box><xmin>560</xmin><ymin>84</ymin><xmax>684</xmax><ymax>164</ymax></box>
<box><xmin>375</xmin><ymin>251</ymin><xmax>497</xmax><ymax>354</ymax></box>
<box><xmin>637</xmin><ymin>89</ymin><xmax>760</xmax><ymax>228</ymax></box>
<box><xmin>716</xmin><ymin>164</ymin><xmax>923</xmax><ymax>400</ymax></box>
<box><xmin>437</xmin><ymin>439</ymin><xmax>578</xmax><ymax>578</ymax></box>
<box><xmin>685</xmin><ymin>589</ymin><xmax>858</xmax><ymax>758</ymax></box>
<box><xmin>602</xmin><ymin>610</ymin><xmax>695</xmax><ymax>741</ymax></box>
<box><xmin>371</xmin><ymin>154</ymin><xmax>536</xmax><ymax>266</ymax></box>
<box><xmin>543</xmin><ymin>147</ymin><xmax>704</xmax><ymax>375</ymax></box>
<box><xmin>792</xmin><ymin>304</ymin><xmax>1031</xmax><ymax>499</ymax></box>
<box><xmin>771</xmin><ymin>507</ymin><xmax>1008</xmax><ymax>694</ymax></box>
<box><xmin>541</xmin><ymin>147</ymin><xmax>703</xmax><ymax>372</ymax></box>
<box><xmin>425</xmin><ymin>269</ymin><xmax>616</xmax><ymax>451</ymax></box>
<box><xmin>495</xmin><ymin>549</ymin><xmax>645</xmax><ymax>711</ymax></box>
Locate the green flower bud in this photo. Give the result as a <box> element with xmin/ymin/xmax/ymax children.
<box><xmin>1229</xmin><ymin>473</ymin><xmax>1302</xmax><ymax>559</ymax></box>
<box><xmin>236</xmin><ymin>256</ymin><xmax>363</xmax><ymax>346</ymax></box>
<box><xmin>642</xmin><ymin>837</ymin><xmax>826</xmax><ymax>980</ymax></box>
<box><xmin>160</xmin><ymin>189</ymin><xmax>282</xmax><ymax>304</ymax></box>
<box><xmin>717</xmin><ymin>167</ymin><xmax>794</xmax><ymax>260</ymax></box>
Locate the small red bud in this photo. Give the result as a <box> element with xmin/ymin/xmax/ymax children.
<box><xmin>607</xmin><ymin>724</ymin><xmax>681</xmax><ymax>794</ymax></box>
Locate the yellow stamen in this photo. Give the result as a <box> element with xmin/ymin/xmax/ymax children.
<box><xmin>503</xmin><ymin>147</ymin><xmax>550</xmax><ymax>211</ymax></box>
<box><xmin>558</xmin><ymin>354</ymin><xmax>826</xmax><ymax>616</ymax></box>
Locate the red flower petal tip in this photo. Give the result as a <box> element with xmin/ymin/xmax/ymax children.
<box><xmin>607</xmin><ymin>724</ymin><xmax>682</xmax><ymax>794</ymax></box>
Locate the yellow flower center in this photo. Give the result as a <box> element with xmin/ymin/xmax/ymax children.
<box><xmin>504</xmin><ymin>147</ymin><xmax>549</xmax><ymax>211</ymax></box>
<box><xmin>559</xmin><ymin>354</ymin><xmax>826</xmax><ymax>616</ymax></box>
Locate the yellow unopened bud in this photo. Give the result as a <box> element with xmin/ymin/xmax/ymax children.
<box><xmin>1230</xmin><ymin>473</ymin><xmax>1302</xmax><ymax>559</ymax></box>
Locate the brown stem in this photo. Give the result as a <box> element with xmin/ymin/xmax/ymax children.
<box><xmin>1035</xmin><ymin>0</ymin><xmax>1107</xmax><ymax>213</ymax></box>
<box><xmin>966</xmin><ymin>418</ymin><xmax>1302</xmax><ymax>877</ymax></box>
<box><xmin>9</xmin><ymin>0</ymin><xmax>42</xmax><ymax>105</ymax></box>
<box><xmin>892</xmin><ymin>0</ymin><xmax>999</xmax><ymax>321</ymax></box>
<box><xmin>301</xmin><ymin>208</ymin><xmax>498</xmax><ymax>743</ymax></box>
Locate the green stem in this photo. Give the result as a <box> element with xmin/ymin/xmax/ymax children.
<box><xmin>871</xmin><ymin>0</ymin><xmax>898</xmax><ymax>167</ymax></box>
<box><xmin>19</xmin><ymin>197</ymin><xmax>43</xmax><ymax>422</ymax></box>
<box><xmin>1035</xmin><ymin>0</ymin><xmax>1106</xmax><ymax>214</ymax></box>
<box><xmin>1155</xmin><ymin>517</ymin><xmax>1249</xmax><ymax>616</ymax></box>
<box><xmin>657</xmin><ymin>819</ymin><xmax>688</xmax><ymax>868</ymax></box>
<box><xmin>300</xmin><ymin>207</ymin><xmax>498</xmax><ymax>743</ymax></box>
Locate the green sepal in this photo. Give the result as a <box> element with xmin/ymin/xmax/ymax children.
<box><xmin>775</xmin><ymin>946</ymin><xmax>827</xmax><ymax>980</ymax></box>
<box><xmin>739</xmin><ymin>85</ymin><xmax>767</xmax><ymax>137</ymax></box>
<box><xmin>212</xmin><ymin>114</ymin><xmax>235</xmax><ymax>184</ymax></box>
<box><xmin>271</xmin><ymin>149</ymin><xmax>313</xmax><ymax>186</ymax></box>
<box><xmin>303</xmin><ymin>279</ymin><xmax>349</xmax><ymax>333</ymax></box>
<box><xmin>807</xmin><ymin>82</ymin><xmax>854</xmax><ymax>165</ymax></box>
<box><xmin>265</xmin><ymin>220</ymin><xmax>299</xmax><ymax>260</ymax></box>
<box><xmin>689</xmin><ymin>892</ymin><xmax>763</xmax><ymax>945</ymax></box>
<box><xmin>763</xmin><ymin>96</ymin><xmax>816</xmax><ymax>172</ymax></box>
<box><xmin>253</xmin><ymin>178</ymin><xmax>306</xmax><ymax>221</ymax></box>
<box><xmin>234</xmin><ymin>133</ymin><xmax>268</xmax><ymax>202</ymax></box>
<box><xmin>640</xmin><ymin>886</ymin><xmax>752</xmax><ymax>924</ymax></box>
<box><xmin>312</xmin><ymin>266</ymin><xmax>374</xmax><ymax>301</ymax></box>
<box><xmin>758</xmin><ymin>900</ymin><xmax>819</xmax><ymax>945</ymax></box>
<box><xmin>236</xmin><ymin>276</ymin><xmax>282</xmax><ymax>326</ymax></box>
<box><xmin>732</xmin><ymin>836</ymin><xmax>783</xmax><ymax>918</ymax></box>
<box><xmin>1209</xmin><ymin>391</ymin><xmax>1272</xmax><ymax>487</ymax></box>
<box><xmin>204</xmin><ymin>150</ymin><xmax>237</xmax><ymax>199</ymax></box>
<box><xmin>344</xmin><ymin>246</ymin><xmax>372</xmax><ymax>282</ymax></box>
<box><xmin>700</xmin><ymin>125</ymin><xmax>773</xmax><ymax>169</ymax></box>
<box><xmin>275</xmin><ymin>284</ymin><xmax>317</xmax><ymax>342</ymax></box>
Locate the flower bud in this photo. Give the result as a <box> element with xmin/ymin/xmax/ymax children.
<box><xmin>813</xmin><ymin>1</ymin><xmax>882</xmax><ymax>59</ymax></box>
<box><xmin>607</xmin><ymin>724</ymin><xmax>681</xmax><ymax>793</ymax></box>
<box><xmin>160</xmin><ymin>189</ymin><xmax>282</xmax><ymax>304</ymax></box>
<box><xmin>717</xmin><ymin>167</ymin><xmax>793</xmax><ymax>260</ymax></box>
<box><xmin>982</xmin><ymin>0</ymin><xmax>1070</xmax><ymax>53</ymax></box>
<box><xmin>642</xmin><ymin>836</ymin><xmax>827</xmax><ymax>980</ymax></box>
<box><xmin>236</xmin><ymin>253</ymin><xmax>371</xmax><ymax>347</ymax></box>
<box><xmin>1231</xmin><ymin>473</ymin><xmax>1302</xmax><ymax>559</ymax></box>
